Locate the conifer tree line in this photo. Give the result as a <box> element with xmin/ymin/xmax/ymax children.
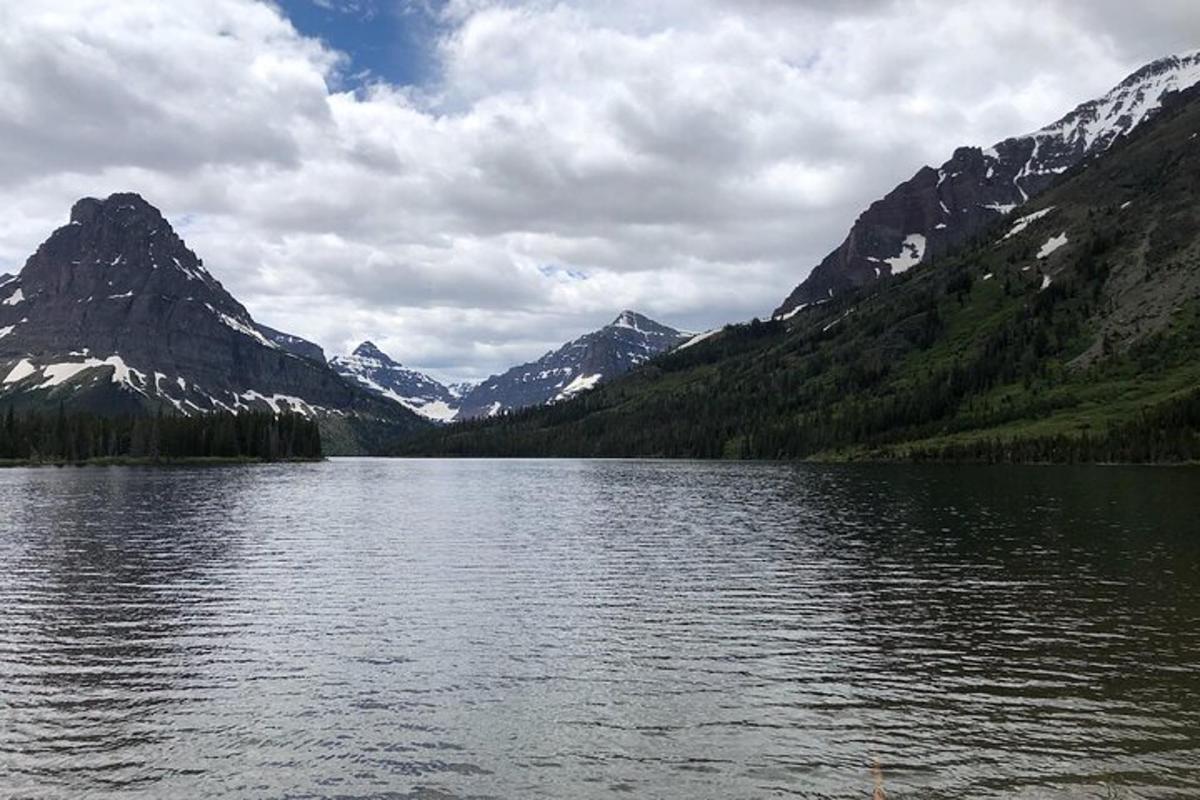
<box><xmin>0</xmin><ymin>407</ymin><xmax>322</xmax><ymax>463</ymax></box>
<box><xmin>906</xmin><ymin>387</ymin><xmax>1200</xmax><ymax>464</ymax></box>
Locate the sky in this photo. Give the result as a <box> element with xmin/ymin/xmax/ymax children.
<box><xmin>0</xmin><ymin>1</ymin><xmax>1198</xmax><ymax>383</ymax></box>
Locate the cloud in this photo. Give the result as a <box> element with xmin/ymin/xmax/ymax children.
<box><xmin>0</xmin><ymin>0</ymin><xmax>1195</xmax><ymax>382</ymax></box>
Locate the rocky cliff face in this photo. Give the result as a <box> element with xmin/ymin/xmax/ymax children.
<box><xmin>330</xmin><ymin>341</ymin><xmax>461</xmax><ymax>423</ymax></box>
<box><xmin>455</xmin><ymin>311</ymin><xmax>690</xmax><ymax>420</ymax></box>
<box><xmin>773</xmin><ymin>49</ymin><xmax>1200</xmax><ymax>318</ymax></box>
<box><xmin>0</xmin><ymin>193</ymin><xmax>423</xmax><ymax>441</ymax></box>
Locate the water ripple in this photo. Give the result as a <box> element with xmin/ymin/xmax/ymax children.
<box><xmin>0</xmin><ymin>460</ymin><xmax>1197</xmax><ymax>798</ymax></box>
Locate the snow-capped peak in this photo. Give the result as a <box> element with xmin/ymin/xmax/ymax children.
<box><xmin>607</xmin><ymin>310</ymin><xmax>688</xmax><ymax>340</ymax></box>
<box><xmin>0</xmin><ymin>193</ymin><xmax>423</xmax><ymax>432</ymax></box>
<box><xmin>330</xmin><ymin>341</ymin><xmax>461</xmax><ymax>423</ymax></box>
<box><xmin>772</xmin><ymin>48</ymin><xmax>1200</xmax><ymax>319</ymax></box>
<box><xmin>612</xmin><ymin>310</ymin><xmax>648</xmax><ymax>330</ymax></box>
<box><xmin>351</xmin><ymin>340</ymin><xmax>392</xmax><ymax>362</ymax></box>
<box><xmin>1031</xmin><ymin>49</ymin><xmax>1200</xmax><ymax>152</ymax></box>
<box><xmin>455</xmin><ymin>311</ymin><xmax>690</xmax><ymax>420</ymax></box>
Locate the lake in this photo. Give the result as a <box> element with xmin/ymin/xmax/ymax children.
<box><xmin>1</xmin><ymin>459</ymin><xmax>1197</xmax><ymax>799</ymax></box>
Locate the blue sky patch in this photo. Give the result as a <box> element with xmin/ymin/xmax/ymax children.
<box><xmin>277</xmin><ymin>0</ymin><xmax>444</xmax><ymax>88</ymax></box>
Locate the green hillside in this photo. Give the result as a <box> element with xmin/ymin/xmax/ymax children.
<box><xmin>399</xmin><ymin>86</ymin><xmax>1200</xmax><ymax>463</ymax></box>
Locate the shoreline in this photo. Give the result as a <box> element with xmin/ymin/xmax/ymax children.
<box><xmin>372</xmin><ymin>453</ymin><xmax>1200</xmax><ymax>467</ymax></box>
<box><xmin>0</xmin><ymin>456</ymin><xmax>325</xmax><ymax>468</ymax></box>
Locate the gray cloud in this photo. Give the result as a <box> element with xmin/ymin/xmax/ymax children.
<box><xmin>0</xmin><ymin>0</ymin><xmax>1195</xmax><ymax>382</ymax></box>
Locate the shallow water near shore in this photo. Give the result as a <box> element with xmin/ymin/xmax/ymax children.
<box><xmin>1</xmin><ymin>459</ymin><xmax>1197</xmax><ymax>798</ymax></box>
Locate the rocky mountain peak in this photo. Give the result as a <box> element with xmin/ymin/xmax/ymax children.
<box><xmin>0</xmin><ymin>193</ymin><xmax>425</xmax><ymax>446</ymax></box>
<box><xmin>1024</xmin><ymin>49</ymin><xmax>1200</xmax><ymax>154</ymax></box>
<box><xmin>24</xmin><ymin>191</ymin><xmax>220</xmax><ymax>306</ymax></box>
<box><xmin>612</xmin><ymin>309</ymin><xmax>642</xmax><ymax>324</ymax></box>
<box><xmin>456</xmin><ymin>311</ymin><xmax>691</xmax><ymax>420</ymax></box>
<box><xmin>330</xmin><ymin>341</ymin><xmax>459</xmax><ymax>423</ymax></box>
<box><xmin>351</xmin><ymin>340</ymin><xmax>394</xmax><ymax>364</ymax></box>
<box><xmin>608</xmin><ymin>310</ymin><xmax>684</xmax><ymax>339</ymax></box>
<box><xmin>70</xmin><ymin>192</ymin><xmax>161</xmax><ymax>227</ymax></box>
<box><xmin>610</xmin><ymin>310</ymin><xmax>651</xmax><ymax>329</ymax></box>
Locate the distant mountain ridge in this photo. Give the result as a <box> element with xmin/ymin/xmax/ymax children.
<box><xmin>0</xmin><ymin>193</ymin><xmax>426</xmax><ymax>451</ymax></box>
<box><xmin>336</xmin><ymin>312</ymin><xmax>691</xmax><ymax>422</ymax></box>
<box><xmin>455</xmin><ymin>311</ymin><xmax>691</xmax><ymax>420</ymax></box>
<box><xmin>773</xmin><ymin>48</ymin><xmax>1200</xmax><ymax>318</ymax></box>
<box><xmin>330</xmin><ymin>341</ymin><xmax>461</xmax><ymax>423</ymax></box>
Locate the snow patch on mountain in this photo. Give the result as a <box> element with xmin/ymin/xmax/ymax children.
<box><xmin>40</xmin><ymin>356</ymin><xmax>146</xmax><ymax>389</ymax></box>
<box><xmin>3</xmin><ymin>354</ymin><xmax>150</xmax><ymax>393</ymax></box>
<box><xmin>679</xmin><ymin>328</ymin><xmax>720</xmax><ymax>348</ymax></box>
<box><xmin>209</xmin><ymin>307</ymin><xmax>279</xmax><ymax>349</ymax></box>
<box><xmin>3</xmin><ymin>358</ymin><xmax>37</xmax><ymax>384</ymax></box>
<box><xmin>1004</xmin><ymin>207</ymin><xmax>1057</xmax><ymax>240</ymax></box>
<box><xmin>239</xmin><ymin>390</ymin><xmax>316</xmax><ymax>416</ymax></box>
<box><xmin>822</xmin><ymin>308</ymin><xmax>855</xmax><ymax>333</ymax></box>
<box><xmin>555</xmin><ymin>372</ymin><xmax>603</xmax><ymax>401</ymax></box>
<box><xmin>886</xmin><ymin>234</ymin><xmax>926</xmax><ymax>274</ymax></box>
<box><xmin>1037</xmin><ymin>233</ymin><xmax>1070</xmax><ymax>259</ymax></box>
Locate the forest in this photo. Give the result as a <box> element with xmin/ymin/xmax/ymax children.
<box><xmin>0</xmin><ymin>407</ymin><xmax>322</xmax><ymax>464</ymax></box>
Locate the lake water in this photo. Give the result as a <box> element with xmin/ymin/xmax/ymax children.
<box><xmin>1</xmin><ymin>459</ymin><xmax>1197</xmax><ymax>799</ymax></box>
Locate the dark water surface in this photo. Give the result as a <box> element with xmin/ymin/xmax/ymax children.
<box><xmin>1</xmin><ymin>459</ymin><xmax>1198</xmax><ymax>799</ymax></box>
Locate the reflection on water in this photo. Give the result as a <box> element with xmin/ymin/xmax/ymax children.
<box><xmin>1</xmin><ymin>460</ymin><xmax>1197</xmax><ymax>798</ymax></box>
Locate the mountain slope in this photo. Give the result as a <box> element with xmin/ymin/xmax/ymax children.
<box><xmin>258</xmin><ymin>324</ymin><xmax>326</xmax><ymax>364</ymax></box>
<box><xmin>454</xmin><ymin>311</ymin><xmax>691</xmax><ymax>420</ymax></box>
<box><xmin>774</xmin><ymin>48</ymin><xmax>1200</xmax><ymax>319</ymax></box>
<box><xmin>0</xmin><ymin>193</ymin><xmax>428</xmax><ymax>451</ymax></box>
<box><xmin>400</xmin><ymin>83</ymin><xmax>1200</xmax><ymax>462</ymax></box>
<box><xmin>331</xmin><ymin>341</ymin><xmax>460</xmax><ymax>422</ymax></box>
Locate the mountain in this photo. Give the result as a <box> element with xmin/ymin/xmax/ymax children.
<box><xmin>330</xmin><ymin>341</ymin><xmax>460</xmax><ymax>422</ymax></box>
<box><xmin>399</xmin><ymin>80</ymin><xmax>1200</xmax><ymax>462</ymax></box>
<box><xmin>258</xmin><ymin>324</ymin><xmax>326</xmax><ymax>364</ymax></box>
<box><xmin>455</xmin><ymin>311</ymin><xmax>691</xmax><ymax>420</ymax></box>
<box><xmin>773</xmin><ymin>48</ymin><xmax>1200</xmax><ymax>319</ymax></box>
<box><xmin>0</xmin><ymin>193</ymin><xmax>427</xmax><ymax>452</ymax></box>
<box><xmin>330</xmin><ymin>313</ymin><xmax>687</xmax><ymax>423</ymax></box>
